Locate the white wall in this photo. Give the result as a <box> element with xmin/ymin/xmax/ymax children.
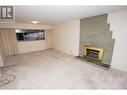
<box><xmin>45</xmin><ymin>30</ymin><xmax>53</xmax><ymax>49</ymax></box>
<box><xmin>18</xmin><ymin>40</ymin><xmax>46</xmax><ymax>54</ymax></box>
<box><xmin>52</xmin><ymin>20</ymin><xmax>80</xmax><ymax>56</ymax></box>
<box><xmin>108</xmin><ymin>10</ymin><xmax>127</xmax><ymax>72</ymax></box>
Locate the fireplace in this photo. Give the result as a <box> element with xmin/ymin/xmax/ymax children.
<box><xmin>86</xmin><ymin>49</ymin><xmax>99</xmax><ymax>58</ymax></box>
<box><xmin>83</xmin><ymin>46</ymin><xmax>104</xmax><ymax>61</ymax></box>
<box><xmin>76</xmin><ymin>45</ymin><xmax>110</xmax><ymax>68</ymax></box>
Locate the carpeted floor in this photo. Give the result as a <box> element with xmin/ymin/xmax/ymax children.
<box><xmin>0</xmin><ymin>49</ymin><xmax>127</xmax><ymax>89</ymax></box>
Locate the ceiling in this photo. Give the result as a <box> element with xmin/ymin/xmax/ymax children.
<box><xmin>15</xmin><ymin>6</ymin><xmax>127</xmax><ymax>25</ymax></box>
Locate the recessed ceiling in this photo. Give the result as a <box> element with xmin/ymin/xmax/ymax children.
<box><xmin>15</xmin><ymin>6</ymin><xmax>127</xmax><ymax>25</ymax></box>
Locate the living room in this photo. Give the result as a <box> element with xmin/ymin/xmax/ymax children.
<box><xmin>0</xmin><ymin>4</ymin><xmax>127</xmax><ymax>92</ymax></box>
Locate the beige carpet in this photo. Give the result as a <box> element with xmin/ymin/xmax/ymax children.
<box><xmin>0</xmin><ymin>49</ymin><xmax>127</xmax><ymax>89</ymax></box>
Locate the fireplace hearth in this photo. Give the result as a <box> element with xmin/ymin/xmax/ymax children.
<box><xmin>76</xmin><ymin>45</ymin><xmax>110</xmax><ymax>69</ymax></box>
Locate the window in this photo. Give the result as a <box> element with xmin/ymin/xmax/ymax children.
<box><xmin>16</xmin><ymin>29</ymin><xmax>45</xmax><ymax>41</ymax></box>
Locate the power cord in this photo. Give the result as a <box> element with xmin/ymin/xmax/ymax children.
<box><xmin>0</xmin><ymin>73</ymin><xmax>16</xmax><ymax>87</ymax></box>
<box><xmin>0</xmin><ymin>63</ymin><xmax>17</xmax><ymax>87</ymax></box>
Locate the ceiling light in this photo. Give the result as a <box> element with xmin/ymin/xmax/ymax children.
<box><xmin>31</xmin><ymin>21</ymin><xmax>39</xmax><ymax>24</ymax></box>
